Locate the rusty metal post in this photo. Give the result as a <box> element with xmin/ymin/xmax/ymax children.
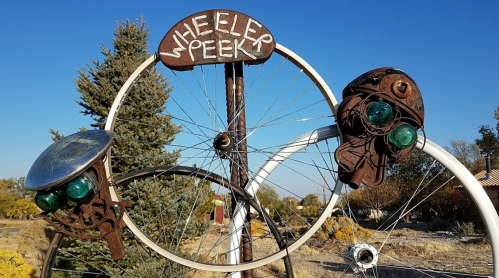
<box><xmin>225</xmin><ymin>61</ymin><xmax>253</xmax><ymax>277</ymax></box>
<box><xmin>225</xmin><ymin>63</ymin><xmax>238</xmax><ymax>190</ymax></box>
<box><xmin>92</xmin><ymin>160</ymin><xmax>125</xmax><ymax>260</ymax></box>
<box><xmin>235</xmin><ymin>62</ymin><xmax>249</xmax><ymax>187</ymax></box>
<box><xmin>235</xmin><ymin>62</ymin><xmax>254</xmax><ymax>278</ymax></box>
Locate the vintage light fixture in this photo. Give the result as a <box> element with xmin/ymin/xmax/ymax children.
<box><xmin>64</xmin><ymin>172</ymin><xmax>98</xmax><ymax>202</ymax></box>
<box><xmin>388</xmin><ymin>123</ymin><xmax>417</xmax><ymax>149</ymax></box>
<box><xmin>34</xmin><ymin>190</ymin><xmax>66</xmax><ymax>212</ymax></box>
<box><xmin>335</xmin><ymin>67</ymin><xmax>425</xmax><ymax>188</ymax></box>
<box><xmin>365</xmin><ymin>101</ymin><xmax>394</xmax><ymax>127</ymax></box>
<box><xmin>26</xmin><ymin>130</ymin><xmax>113</xmax><ymax>211</ymax></box>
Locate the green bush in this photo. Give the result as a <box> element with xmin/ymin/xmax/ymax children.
<box><xmin>453</xmin><ymin>221</ymin><xmax>475</xmax><ymax>235</ymax></box>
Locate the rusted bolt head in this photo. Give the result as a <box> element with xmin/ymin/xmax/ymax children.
<box><xmin>391</xmin><ymin>80</ymin><xmax>411</xmax><ymax>98</ymax></box>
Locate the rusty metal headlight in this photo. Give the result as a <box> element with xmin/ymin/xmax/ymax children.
<box><xmin>34</xmin><ymin>190</ymin><xmax>66</xmax><ymax>212</ymax></box>
<box><xmin>64</xmin><ymin>172</ymin><xmax>98</xmax><ymax>202</ymax></box>
<box><xmin>388</xmin><ymin>123</ymin><xmax>417</xmax><ymax>149</ymax></box>
<box><xmin>365</xmin><ymin>101</ymin><xmax>394</xmax><ymax>127</ymax></box>
<box><xmin>335</xmin><ymin>67</ymin><xmax>425</xmax><ymax>188</ymax></box>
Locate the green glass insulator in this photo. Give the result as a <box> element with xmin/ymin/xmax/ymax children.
<box><xmin>366</xmin><ymin>101</ymin><xmax>394</xmax><ymax>127</ymax></box>
<box><xmin>64</xmin><ymin>172</ymin><xmax>97</xmax><ymax>202</ymax></box>
<box><xmin>389</xmin><ymin>123</ymin><xmax>417</xmax><ymax>149</ymax></box>
<box><xmin>34</xmin><ymin>190</ymin><xmax>66</xmax><ymax>212</ymax></box>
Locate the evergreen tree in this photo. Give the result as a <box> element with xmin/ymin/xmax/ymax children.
<box><xmin>50</xmin><ymin>19</ymin><xmax>206</xmax><ymax>277</ymax></box>
<box><xmin>475</xmin><ymin>105</ymin><xmax>499</xmax><ymax>166</ymax></box>
<box><xmin>476</xmin><ymin>125</ymin><xmax>499</xmax><ymax>166</ymax></box>
<box><xmin>74</xmin><ymin>18</ymin><xmax>180</xmax><ymax>174</ymax></box>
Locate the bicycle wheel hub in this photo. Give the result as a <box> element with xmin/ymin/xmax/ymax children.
<box><xmin>348</xmin><ymin>243</ymin><xmax>378</xmax><ymax>270</ymax></box>
<box><xmin>214</xmin><ymin>132</ymin><xmax>235</xmax><ymax>159</ymax></box>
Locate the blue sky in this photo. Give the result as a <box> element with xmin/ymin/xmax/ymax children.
<box><xmin>1</xmin><ymin>1</ymin><xmax>498</xmax><ymax>179</ymax></box>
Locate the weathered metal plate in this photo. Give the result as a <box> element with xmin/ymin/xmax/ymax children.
<box><xmin>25</xmin><ymin>130</ymin><xmax>113</xmax><ymax>191</ymax></box>
<box><xmin>158</xmin><ymin>9</ymin><xmax>275</xmax><ymax>71</ymax></box>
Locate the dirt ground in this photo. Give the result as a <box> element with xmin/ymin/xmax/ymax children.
<box><xmin>1</xmin><ymin>219</ymin><xmax>493</xmax><ymax>278</ymax></box>
<box><xmin>288</xmin><ymin>233</ymin><xmax>492</xmax><ymax>277</ymax></box>
<box><xmin>184</xmin><ymin>221</ymin><xmax>493</xmax><ymax>278</ymax></box>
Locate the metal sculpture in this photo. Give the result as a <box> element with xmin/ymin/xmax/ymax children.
<box><xmin>334</xmin><ymin>67</ymin><xmax>425</xmax><ymax>189</ymax></box>
<box><xmin>25</xmin><ymin>130</ymin><xmax>128</xmax><ymax>260</ymax></box>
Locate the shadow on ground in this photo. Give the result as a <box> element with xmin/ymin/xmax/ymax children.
<box><xmin>310</xmin><ymin>260</ymin><xmax>488</xmax><ymax>278</ymax></box>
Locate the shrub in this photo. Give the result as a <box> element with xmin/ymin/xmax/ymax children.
<box><xmin>453</xmin><ymin>221</ymin><xmax>475</xmax><ymax>235</ymax></box>
<box><xmin>319</xmin><ymin>216</ymin><xmax>373</xmax><ymax>242</ymax></box>
<box><xmin>0</xmin><ymin>248</ymin><xmax>35</xmax><ymax>278</ymax></box>
<box><xmin>320</xmin><ymin>216</ymin><xmax>351</xmax><ymax>236</ymax></box>
<box><xmin>334</xmin><ymin>225</ymin><xmax>373</xmax><ymax>242</ymax></box>
<box><xmin>427</xmin><ymin>217</ymin><xmax>449</xmax><ymax>232</ymax></box>
<box><xmin>282</xmin><ymin>214</ymin><xmax>305</xmax><ymax>226</ymax></box>
<box><xmin>6</xmin><ymin>199</ymin><xmax>39</xmax><ymax>219</ymax></box>
<box><xmin>297</xmin><ymin>226</ymin><xmax>309</xmax><ymax>236</ymax></box>
<box><xmin>251</xmin><ymin>220</ymin><xmax>267</xmax><ymax>235</ymax></box>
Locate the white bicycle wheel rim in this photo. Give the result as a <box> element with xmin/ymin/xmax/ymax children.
<box><xmin>418</xmin><ymin>136</ymin><xmax>499</xmax><ymax>277</ymax></box>
<box><xmin>103</xmin><ymin>43</ymin><xmax>499</xmax><ymax>274</ymax></box>
<box><xmin>234</xmin><ymin>133</ymin><xmax>499</xmax><ymax>276</ymax></box>
<box><xmin>104</xmin><ymin>43</ymin><xmax>340</xmax><ymax>272</ymax></box>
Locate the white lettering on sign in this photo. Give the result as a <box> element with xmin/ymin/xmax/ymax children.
<box><xmin>159</xmin><ymin>11</ymin><xmax>273</xmax><ymax>63</ymax></box>
<box><xmin>219</xmin><ymin>40</ymin><xmax>232</xmax><ymax>57</ymax></box>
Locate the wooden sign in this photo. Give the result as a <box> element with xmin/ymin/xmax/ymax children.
<box><xmin>158</xmin><ymin>10</ymin><xmax>275</xmax><ymax>71</ymax></box>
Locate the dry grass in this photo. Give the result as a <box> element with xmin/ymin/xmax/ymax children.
<box><xmin>294</xmin><ymin>244</ymin><xmax>321</xmax><ymax>256</ymax></box>
<box><xmin>389</xmin><ymin>228</ymin><xmax>421</xmax><ymax>237</ymax></box>
<box><xmin>267</xmin><ymin>260</ymin><xmax>316</xmax><ymax>278</ymax></box>
<box><xmin>0</xmin><ymin>219</ymin><xmax>50</xmax><ymax>270</ymax></box>
<box><xmin>2</xmin><ymin>219</ymin><xmax>492</xmax><ymax>277</ymax></box>
<box><xmin>378</xmin><ymin>240</ymin><xmax>455</xmax><ymax>263</ymax></box>
<box><xmin>250</xmin><ymin>220</ymin><xmax>267</xmax><ymax>235</ymax></box>
<box><xmin>293</xmin><ymin>269</ymin><xmax>316</xmax><ymax>278</ymax></box>
<box><xmin>268</xmin><ymin>260</ymin><xmax>286</xmax><ymax>273</ymax></box>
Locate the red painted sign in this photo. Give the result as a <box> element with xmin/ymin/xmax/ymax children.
<box><xmin>158</xmin><ymin>10</ymin><xmax>275</xmax><ymax>71</ymax></box>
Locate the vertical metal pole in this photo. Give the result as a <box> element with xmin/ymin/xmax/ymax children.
<box><xmin>234</xmin><ymin>62</ymin><xmax>248</xmax><ymax>189</ymax></box>
<box><xmin>225</xmin><ymin>62</ymin><xmax>242</xmax><ymax>271</ymax></box>
<box><xmin>225</xmin><ymin>62</ymin><xmax>239</xmax><ymax>216</ymax></box>
<box><xmin>235</xmin><ymin>62</ymin><xmax>253</xmax><ymax>278</ymax></box>
<box><xmin>225</xmin><ymin>61</ymin><xmax>253</xmax><ymax>277</ymax></box>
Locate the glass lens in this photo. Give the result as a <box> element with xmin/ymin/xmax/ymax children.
<box><xmin>64</xmin><ymin>172</ymin><xmax>97</xmax><ymax>202</ymax></box>
<box><xmin>34</xmin><ymin>191</ymin><xmax>65</xmax><ymax>212</ymax></box>
<box><xmin>388</xmin><ymin>123</ymin><xmax>417</xmax><ymax>149</ymax></box>
<box><xmin>366</xmin><ymin>101</ymin><xmax>394</xmax><ymax>127</ymax></box>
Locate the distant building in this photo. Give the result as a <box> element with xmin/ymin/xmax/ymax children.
<box><xmin>460</xmin><ymin>168</ymin><xmax>499</xmax><ymax>227</ymax></box>
<box><xmin>211</xmin><ymin>195</ymin><xmax>225</xmax><ymax>225</ymax></box>
<box><xmin>474</xmin><ymin>168</ymin><xmax>499</xmax><ymax>208</ymax></box>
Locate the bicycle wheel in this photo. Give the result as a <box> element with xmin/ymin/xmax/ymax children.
<box><xmin>42</xmin><ymin>166</ymin><xmax>294</xmax><ymax>278</ymax></box>
<box><xmin>287</xmin><ymin>135</ymin><xmax>499</xmax><ymax>277</ymax></box>
<box><xmin>103</xmin><ymin>43</ymin><xmax>342</xmax><ymax>272</ymax></box>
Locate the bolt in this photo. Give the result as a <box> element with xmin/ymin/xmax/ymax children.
<box><xmin>391</xmin><ymin>81</ymin><xmax>411</xmax><ymax>98</ymax></box>
<box><xmin>398</xmin><ymin>82</ymin><xmax>407</xmax><ymax>93</ymax></box>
